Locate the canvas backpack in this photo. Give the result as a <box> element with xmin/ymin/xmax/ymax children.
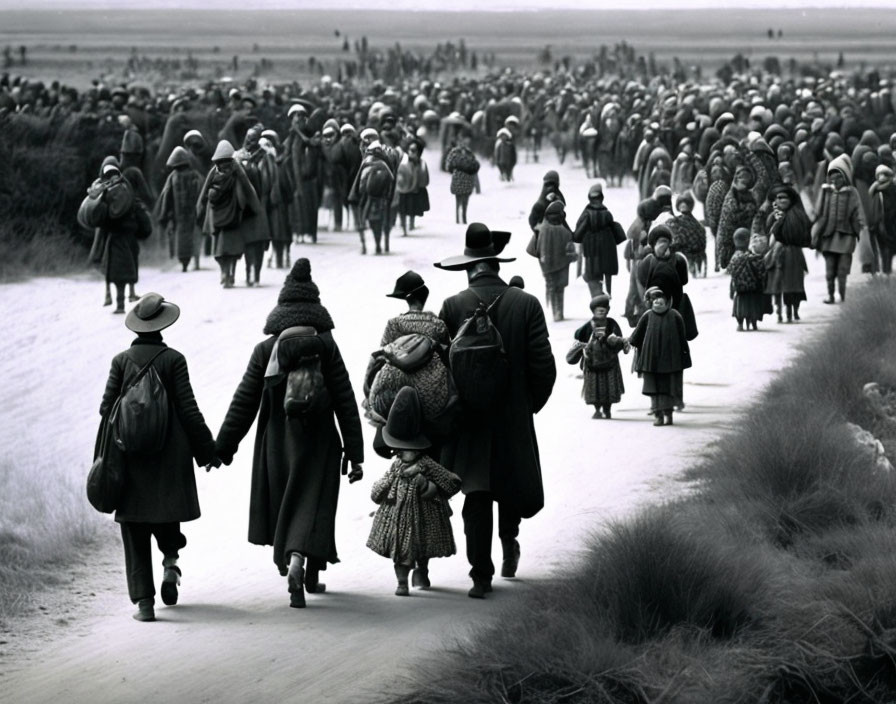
<box><xmin>111</xmin><ymin>348</ymin><xmax>170</xmax><ymax>454</ymax></box>
<box><xmin>269</xmin><ymin>326</ymin><xmax>331</xmax><ymax>419</ymax></box>
<box><xmin>448</xmin><ymin>291</ymin><xmax>509</xmax><ymax>412</ymax></box>
<box><xmin>361</xmin><ymin>159</ymin><xmax>393</xmax><ymax>198</ymax></box>
<box><xmin>78</xmin><ymin>175</ymin><xmax>135</xmax><ymax>229</ymax></box>
<box><xmin>366</xmin><ymin>334</ymin><xmax>456</xmax><ymax>425</ymax></box>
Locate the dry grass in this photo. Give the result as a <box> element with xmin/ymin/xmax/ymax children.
<box><xmin>387</xmin><ymin>277</ymin><xmax>896</xmax><ymax>703</ymax></box>
<box><xmin>0</xmin><ymin>458</ymin><xmax>105</xmax><ymax>622</ymax></box>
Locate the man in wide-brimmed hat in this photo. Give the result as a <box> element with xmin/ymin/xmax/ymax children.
<box><xmin>97</xmin><ymin>293</ymin><xmax>218</xmax><ymax>622</ymax></box>
<box><xmin>434</xmin><ymin>223</ymin><xmax>556</xmax><ymax>599</ymax></box>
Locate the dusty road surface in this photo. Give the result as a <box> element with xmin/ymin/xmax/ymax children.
<box><xmin>1</xmin><ymin>150</ymin><xmax>850</xmax><ymax>703</ymax></box>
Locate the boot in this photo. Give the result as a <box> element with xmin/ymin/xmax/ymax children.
<box><xmin>664</xmin><ymin>410</ymin><xmax>674</xmax><ymax>426</ymax></box>
<box><xmin>793</xmin><ymin>303</ymin><xmax>800</xmax><ymax>321</ymax></box>
<box><xmin>592</xmin><ymin>404</ymin><xmax>602</xmax><ymax>419</ymax></box>
<box><xmin>838</xmin><ymin>277</ymin><xmax>847</xmax><ymax>302</ymax></box>
<box><xmin>412</xmin><ymin>560</ymin><xmax>431</xmax><ymax>589</ymax></box>
<box><xmin>133</xmin><ymin>598</ymin><xmax>155</xmax><ymax>622</ymax></box>
<box><xmin>555</xmin><ymin>289</ymin><xmax>565</xmax><ymax>321</ymax></box>
<box><xmin>602</xmin><ymin>405</ymin><xmax>612</xmax><ymax>419</ymax></box>
<box><xmin>785</xmin><ymin>304</ymin><xmax>793</xmax><ymax>323</ymax></box>
<box><xmin>287</xmin><ymin>552</ymin><xmax>305</xmax><ymax>608</ymax></box>
<box><xmin>384</xmin><ymin>230</ymin><xmax>390</xmax><ymax>254</ymax></box>
<box><xmin>501</xmin><ymin>539</ymin><xmax>520</xmax><ymax>578</ymax></box>
<box><xmin>128</xmin><ymin>285</ymin><xmax>139</xmax><ymax>302</ymax></box>
<box><xmin>305</xmin><ymin>563</ymin><xmax>326</xmax><ymax>594</ymax></box>
<box><xmin>359</xmin><ymin>232</ymin><xmax>367</xmax><ymax>255</ymax></box>
<box><xmin>161</xmin><ymin>556</ymin><xmax>181</xmax><ymax>606</ymax></box>
<box><xmin>823</xmin><ymin>280</ymin><xmax>835</xmax><ymax>304</ymax></box>
<box><xmin>653</xmin><ymin>411</ymin><xmax>665</xmax><ymax>426</ymax></box>
<box><xmin>103</xmin><ymin>285</ymin><xmax>112</xmax><ymax>307</ymax></box>
<box><xmin>776</xmin><ymin>304</ymin><xmax>783</xmax><ymax>324</ymax></box>
<box><xmin>394</xmin><ymin>564</ymin><xmax>411</xmax><ymax>597</ymax></box>
<box><xmin>468</xmin><ymin>578</ymin><xmax>492</xmax><ymax>599</ymax></box>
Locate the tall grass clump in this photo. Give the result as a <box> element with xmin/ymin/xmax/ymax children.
<box><xmin>0</xmin><ymin>458</ymin><xmax>105</xmax><ymax>622</ymax></box>
<box><xmin>388</xmin><ymin>279</ymin><xmax>896</xmax><ymax>703</ymax></box>
<box><xmin>0</xmin><ymin>112</ymin><xmax>124</xmax><ymax>281</ymax></box>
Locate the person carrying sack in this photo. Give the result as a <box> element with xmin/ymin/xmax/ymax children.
<box><xmin>434</xmin><ymin>223</ymin><xmax>556</xmax><ymax>599</ymax></box>
<box><xmin>95</xmin><ymin>293</ymin><xmax>218</xmax><ymax>622</ymax></box>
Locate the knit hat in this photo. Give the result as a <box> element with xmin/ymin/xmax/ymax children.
<box><xmin>212</xmin><ymin>139</ymin><xmax>235</xmax><ymax>162</ymax></box>
<box><xmin>647</xmin><ymin>224</ymin><xmax>672</xmax><ymax>249</ymax></box>
<box><xmin>733</xmin><ymin>227</ymin><xmax>751</xmax><ymax>248</ymax></box>
<box><xmin>652</xmin><ymin>185</ymin><xmax>673</xmax><ymax>211</ymax></box>
<box><xmin>543</xmin><ymin>170</ymin><xmax>559</xmax><ymax>184</ymax></box>
<box><xmin>589</xmin><ymin>294</ymin><xmax>611</xmax><ymax>311</ymax></box>
<box><xmin>263</xmin><ymin>258</ymin><xmax>335</xmax><ymax>335</ymax></box>
<box><xmin>545</xmin><ymin>200</ymin><xmax>565</xmax><ymax>216</ymax></box>
<box><xmin>381</xmin><ymin>387</ymin><xmax>430</xmax><ymax>451</ymax></box>
<box><xmin>588</xmin><ymin>182</ymin><xmax>604</xmax><ymax>200</ymax></box>
<box><xmin>676</xmin><ymin>191</ymin><xmax>694</xmax><ymax>210</ymax></box>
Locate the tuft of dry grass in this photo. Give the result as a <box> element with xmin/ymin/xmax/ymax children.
<box><xmin>0</xmin><ymin>458</ymin><xmax>105</xmax><ymax>622</ymax></box>
<box><xmin>388</xmin><ymin>278</ymin><xmax>896</xmax><ymax>703</ymax></box>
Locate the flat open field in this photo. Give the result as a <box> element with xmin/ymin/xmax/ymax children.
<box><xmin>0</xmin><ymin>7</ymin><xmax>894</xmax><ymax>89</ymax></box>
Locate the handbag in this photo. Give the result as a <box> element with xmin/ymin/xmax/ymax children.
<box><xmin>87</xmin><ymin>400</ymin><xmax>125</xmax><ymax>514</ymax></box>
<box><xmin>566</xmin><ymin>340</ymin><xmax>585</xmax><ymax>365</ymax></box>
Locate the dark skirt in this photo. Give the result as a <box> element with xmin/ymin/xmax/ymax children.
<box><xmin>398</xmin><ymin>189</ymin><xmax>430</xmax><ymax>217</ymax></box>
<box><xmin>583</xmin><ymin>361</ymin><xmax>624</xmax><ymax>405</ymax></box>
<box><xmin>641</xmin><ymin>371</ymin><xmax>683</xmax><ymax>410</ymax></box>
<box><xmin>732</xmin><ymin>292</ymin><xmax>767</xmax><ymax>321</ymax></box>
<box><xmin>214</xmin><ymin>228</ymin><xmax>244</xmax><ymax>257</ymax></box>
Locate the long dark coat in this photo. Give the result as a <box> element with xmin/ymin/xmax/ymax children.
<box><xmin>98</xmin><ymin>197</ymin><xmax>152</xmax><ymax>285</ymax></box>
<box><xmin>156</xmin><ymin>166</ymin><xmax>202</xmax><ymax>261</ymax></box>
<box><xmin>98</xmin><ymin>338</ymin><xmax>216</xmax><ymax>524</ymax></box>
<box><xmin>573</xmin><ymin>202</ymin><xmax>622</xmax><ymax>278</ymax></box>
<box><xmin>215</xmin><ymin>328</ymin><xmax>364</xmax><ymax>572</ymax></box>
<box><xmin>438</xmin><ymin>272</ymin><xmax>556</xmax><ymax>519</ymax></box>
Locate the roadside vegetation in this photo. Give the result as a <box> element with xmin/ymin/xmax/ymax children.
<box><xmin>388</xmin><ymin>277</ymin><xmax>896</xmax><ymax>703</ymax></box>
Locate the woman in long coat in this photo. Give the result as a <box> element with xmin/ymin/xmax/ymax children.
<box><xmin>717</xmin><ymin>164</ymin><xmax>758</xmax><ymax>270</ymax></box>
<box><xmin>156</xmin><ymin>146</ymin><xmax>203</xmax><ymax>272</ymax></box>
<box><xmin>215</xmin><ymin>258</ymin><xmax>364</xmax><ymax>609</ymax></box>
<box><xmin>573</xmin><ymin>182</ymin><xmax>624</xmax><ymax>297</ymax></box>
<box><xmin>765</xmin><ymin>184</ymin><xmax>810</xmax><ymax>322</ymax></box>
<box><xmin>97</xmin><ymin>293</ymin><xmax>217</xmax><ymax>622</ymax></box>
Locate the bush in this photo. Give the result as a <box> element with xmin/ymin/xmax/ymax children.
<box><xmin>388</xmin><ymin>278</ymin><xmax>896</xmax><ymax>702</ymax></box>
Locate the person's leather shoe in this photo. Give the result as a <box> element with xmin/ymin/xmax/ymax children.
<box><xmin>160</xmin><ymin>565</ymin><xmax>181</xmax><ymax>606</ymax></box>
<box><xmin>412</xmin><ymin>567</ymin><xmax>431</xmax><ymax>589</ymax></box>
<box><xmin>305</xmin><ymin>566</ymin><xmax>326</xmax><ymax>594</ymax></box>
<box><xmin>132</xmin><ymin>598</ymin><xmax>155</xmax><ymax>622</ymax></box>
<box><xmin>468</xmin><ymin>580</ymin><xmax>492</xmax><ymax>599</ymax></box>
<box><xmin>501</xmin><ymin>540</ymin><xmax>521</xmax><ymax>578</ymax></box>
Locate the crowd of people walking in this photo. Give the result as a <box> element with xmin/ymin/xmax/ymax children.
<box><xmin>67</xmin><ymin>45</ymin><xmax>896</xmax><ymax>619</ymax></box>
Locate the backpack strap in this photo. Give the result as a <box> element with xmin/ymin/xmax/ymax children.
<box><xmin>125</xmin><ymin>347</ymin><xmax>168</xmax><ymax>392</ymax></box>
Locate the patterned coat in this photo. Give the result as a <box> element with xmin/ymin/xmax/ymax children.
<box><xmin>717</xmin><ymin>187</ymin><xmax>758</xmax><ymax>269</ymax></box>
<box><xmin>445</xmin><ymin>146</ymin><xmax>479</xmax><ymax>196</ymax></box>
<box><xmin>367</xmin><ymin>454</ymin><xmax>461</xmax><ymax>563</ymax></box>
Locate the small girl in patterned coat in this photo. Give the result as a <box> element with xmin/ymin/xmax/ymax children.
<box><xmin>367</xmin><ymin>386</ymin><xmax>461</xmax><ymax>596</ymax></box>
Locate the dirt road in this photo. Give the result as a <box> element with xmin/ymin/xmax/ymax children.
<box><xmin>0</xmin><ymin>150</ymin><xmax>848</xmax><ymax>703</ymax></box>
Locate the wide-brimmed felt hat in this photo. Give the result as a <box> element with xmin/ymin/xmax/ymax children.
<box><xmin>126</xmin><ymin>293</ymin><xmax>180</xmax><ymax>333</ymax></box>
<box><xmin>382</xmin><ymin>387</ymin><xmax>430</xmax><ymax>451</ymax></box>
<box><xmin>386</xmin><ymin>270</ymin><xmax>428</xmax><ymax>300</ymax></box>
<box><xmin>434</xmin><ymin>222</ymin><xmax>515</xmax><ymax>271</ymax></box>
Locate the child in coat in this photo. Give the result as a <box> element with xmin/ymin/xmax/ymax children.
<box><xmin>628</xmin><ymin>287</ymin><xmax>692</xmax><ymax>426</ymax></box>
<box><xmin>569</xmin><ymin>294</ymin><xmax>630</xmax><ymax>419</ymax></box>
<box><xmin>367</xmin><ymin>386</ymin><xmax>461</xmax><ymax>596</ymax></box>
<box><xmin>727</xmin><ymin>227</ymin><xmax>768</xmax><ymax>331</ymax></box>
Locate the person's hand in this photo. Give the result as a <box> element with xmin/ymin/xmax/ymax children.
<box><xmin>413</xmin><ymin>473</ymin><xmax>428</xmax><ymax>493</ymax></box>
<box><xmin>347</xmin><ymin>462</ymin><xmax>363</xmax><ymax>483</ymax></box>
<box><xmin>419</xmin><ymin>480</ymin><xmax>438</xmax><ymax>501</ymax></box>
<box><xmin>205</xmin><ymin>456</ymin><xmax>222</xmax><ymax>472</ymax></box>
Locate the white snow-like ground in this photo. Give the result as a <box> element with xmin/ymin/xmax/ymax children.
<box><xmin>1</xmin><ymin>148</ymin><xmax>851</xmax><ymax>703</ymax></box>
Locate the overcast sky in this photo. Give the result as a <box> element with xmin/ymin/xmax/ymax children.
<box><xmin>0</xmin><ymin>0</ymin><xmax>892</xmax><ymax>9</ymax></box>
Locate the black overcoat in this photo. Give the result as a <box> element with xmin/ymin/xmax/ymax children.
<box><xmin>438</xmin><ymin>272</ymin><xmax>556</xmax><ymax>519</ymax></box>
<box><xmin>215</xmin><ymin>331</ymin><xmax>364</xmax><ymax>571</ymax></box>
<box><xmin>98</xmin><ymin>338</ymin><xmax>216</xmax><ymax>523</ymax></box>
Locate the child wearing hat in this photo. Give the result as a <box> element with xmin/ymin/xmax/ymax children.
<box><xmin>628</xmin><ymin>287</ymin><xmax>692</xmax><ymax>426</ymax></box>
<box><xmin>569</xmin><ymin>294</ymin><xmax>630</xmax><ymax>419</ymax></box>
<box><xmin>367</xmin><ymin>387</ymin><xmax>462</xmax><ymax>596</ymax></box>
<box><xmin>728</xmin><ymin>227</ymin><xmax>768</xmax><ymax>331</ymax></box>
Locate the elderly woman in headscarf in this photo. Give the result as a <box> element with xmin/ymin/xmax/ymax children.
<box><xmin>764</xmin><ymin>184</ymin><xmax>811</xmax><ymax>322</ymax></box>
<box><xmin>156</xmin><ymin>146</ymin><xmax>203</xmax><ymax>272</ymax></box>
<box><xmin>215</xmin><ymin>258</ymin><xmax>364</xmax><ymax>609</ymax></box>
<box><xmin>196</xmin><ymin>139</ymin><xmax>262</xmax><ymax>288</ymax></box>
<box><xmin>717</xmin><ymin>164</ymin><xmax>758</xmax><ymax>270</ymax></box>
